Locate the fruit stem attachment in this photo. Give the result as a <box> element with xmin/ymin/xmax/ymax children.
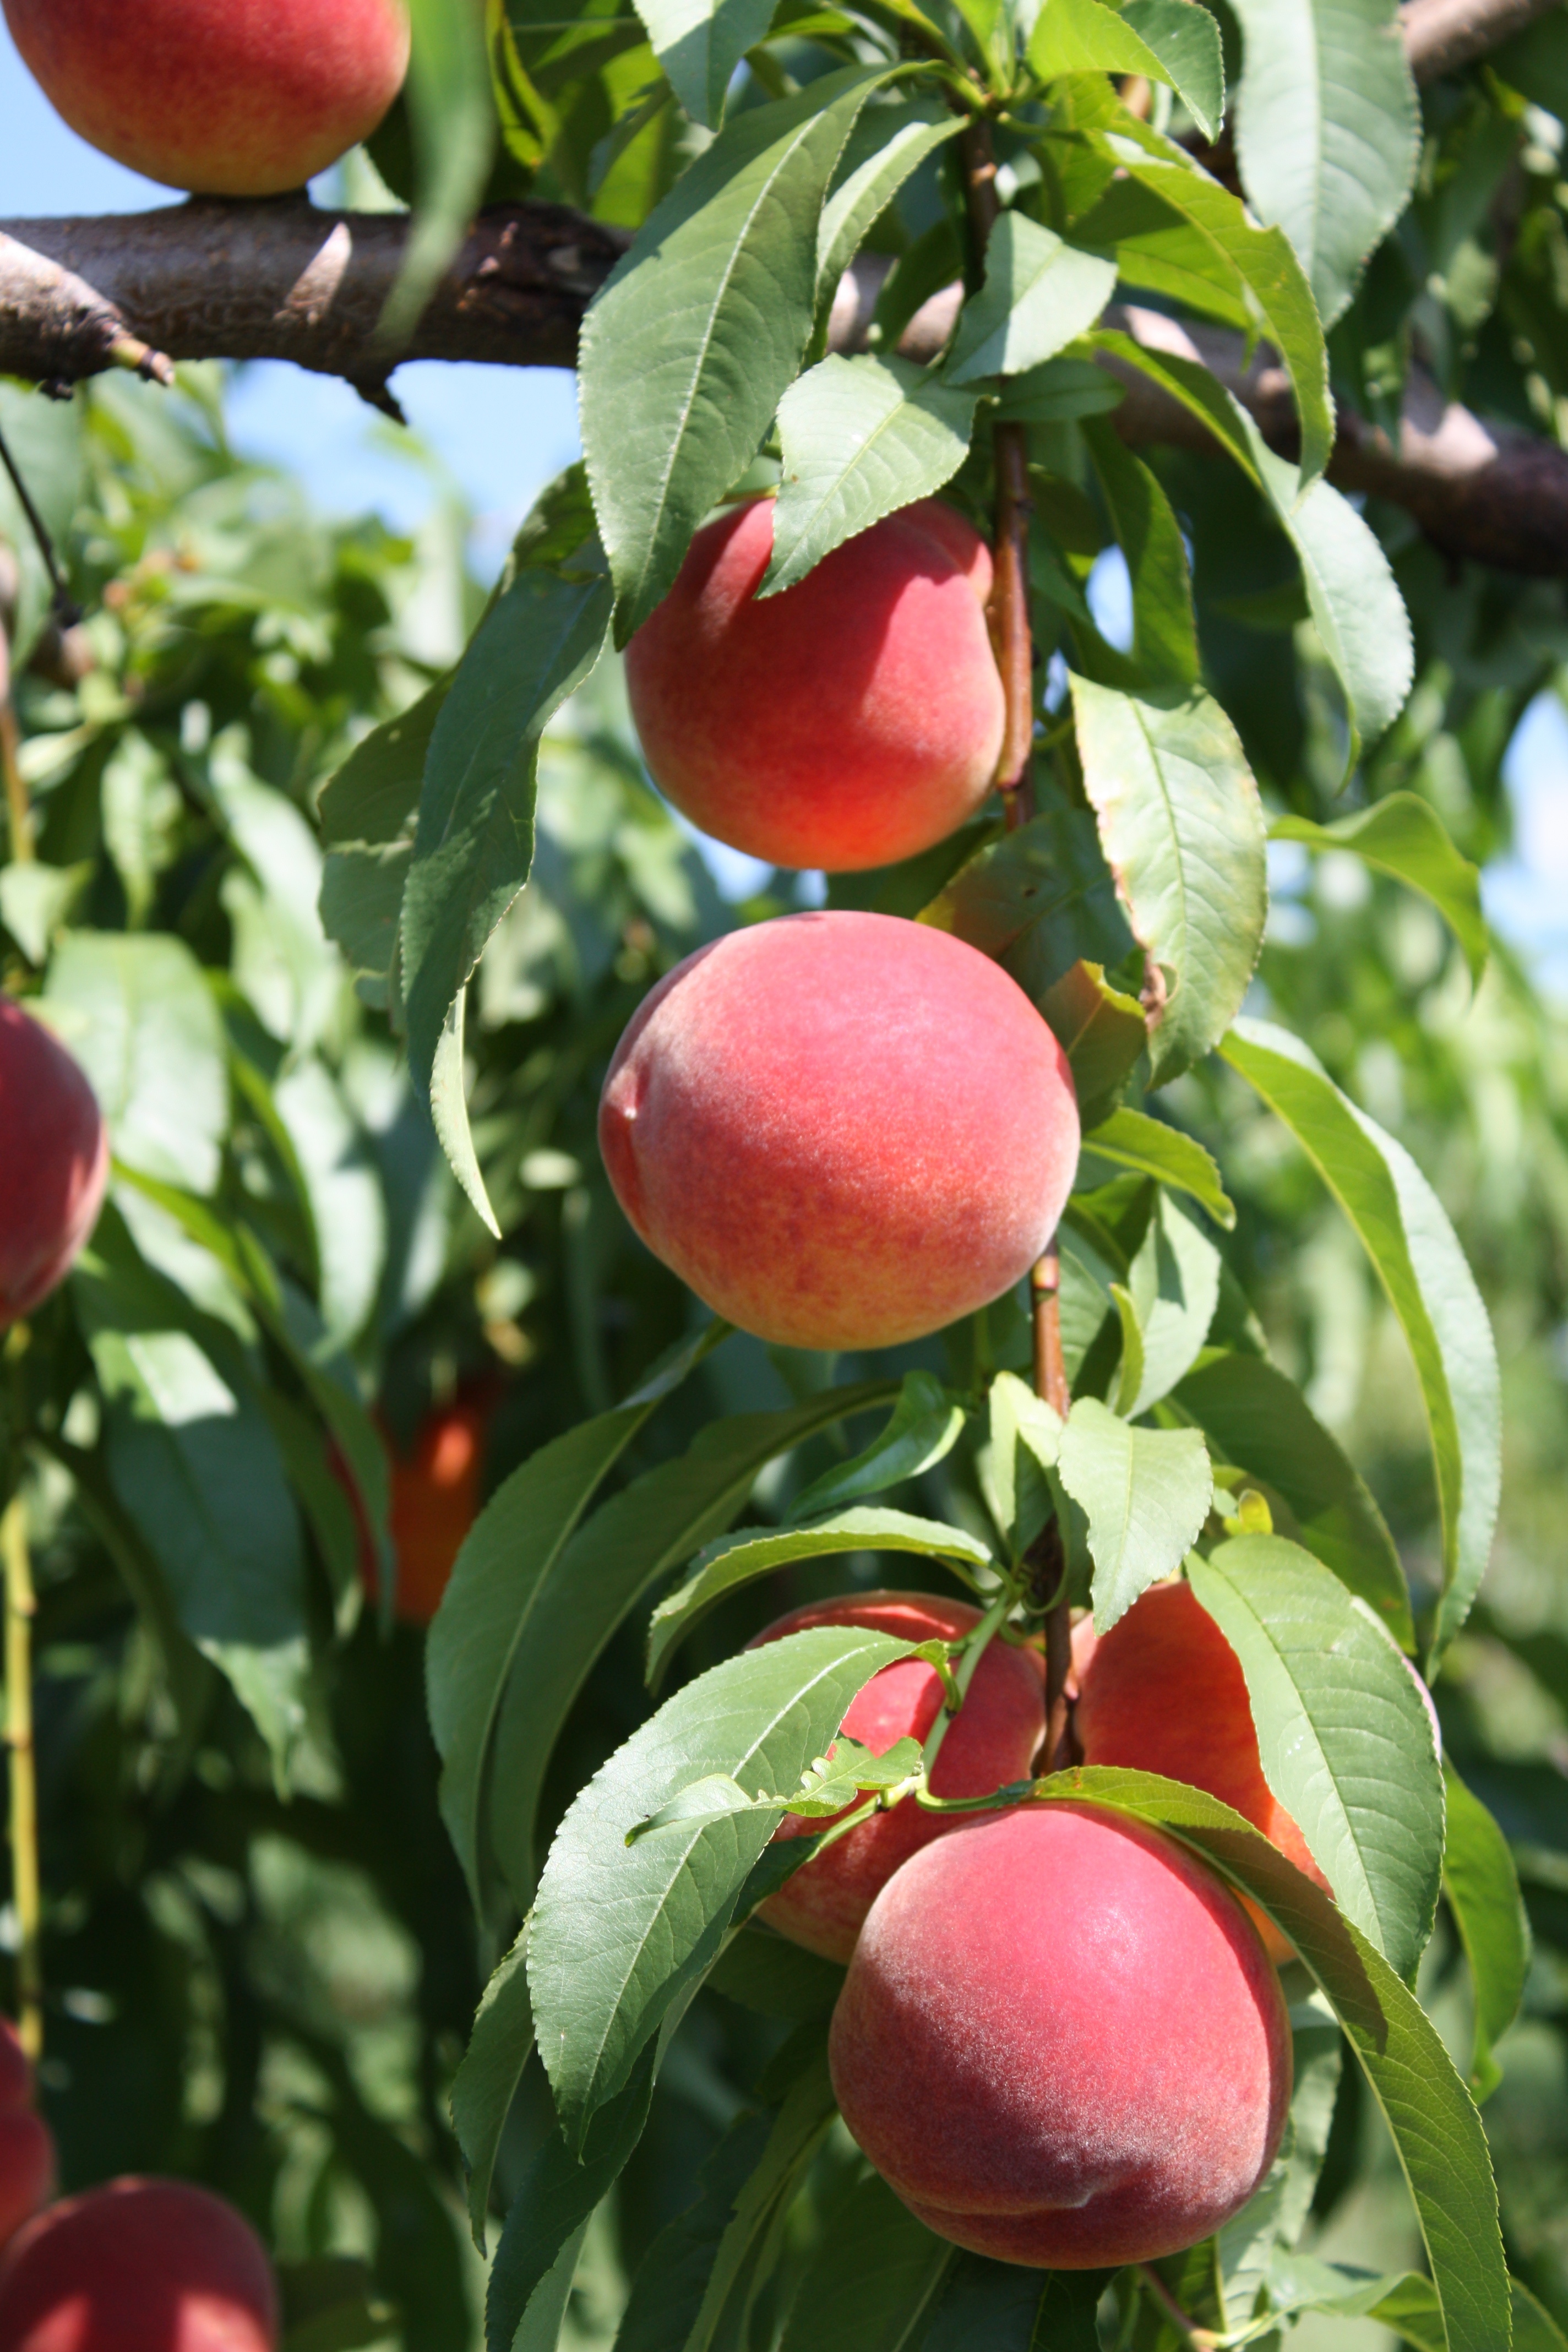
<box><xmin>0</xmin><ymin>1487</ymin><xmax>41</xmax><ymax>2061</ymax></box>
<box><xmin>921</xmin><ymin>1584</ymin><xmax>1015</xmax><ymax>1782</ymax></box>
<box><xmin>1136</xmin><ymin>2266</ymin><xmax>1221</xmax><ymax>2349</ymax></box>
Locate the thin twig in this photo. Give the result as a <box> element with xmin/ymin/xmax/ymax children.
<box><xmin>1137</xmin><ymin>2266</ymin><xmax>1221</xmax><ymax>2349</ymax></box>
<box><xmin>0</xmin><ymin>422</ymin><xmax>79</xmax><ymax>632</ymax></box>
<box><xmin>1</xmin><ymin>1492</ymin><xmax>41</xmax><ymax>2062</ymax></box>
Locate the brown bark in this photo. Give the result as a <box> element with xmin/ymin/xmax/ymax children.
<box><xmin>1403</xmin><ymin>0</ymin><xmax>1563</xmax><ymax>83</ymax></box>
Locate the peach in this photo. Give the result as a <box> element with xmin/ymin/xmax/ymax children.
<box><xmin>0</xmin><ymin>997</ymin><xmax>108</xmax><ymax>1329</ymax></box>
<box><xmin>624</xmin><ymin>498</ymin><xmax>1005</xmax><ymax>872</ymax></box>
<box><xmin>379</xmin><ymin>1400</ymin><xmax>486</xmax><ymax>1627</ymax></box>
<box><xmin>829</xmin><ymin>1803</ymin><xmax>1292</xmax><ymax>2267</ymax></box>
<box><xmin>3</xmin><ymin>0</ymin><xmax>409</xmax><ymax>197</ymax></box>
<box><xmin>598</xmin><ymin>913</ymin><xmax>1080</xmax><ymax>1352</ymax></box>
<box><xmin>749</xmin><ymin>1593</ymin><xmax>1046</xmax><ymax>1963</ymax></box>
<box><xmin>1073</xmin><ymin>1578</ymin><xmax>1331</xmax><ymax>1963</ymax></box>
<box><xmin>0</xmin><ymin>2177</ymin><xmax>278</xmax><ymax>2350</ymax></box>
<box><xmin>0</xmin><ymin>2026</ymin><xmax>52</xmax><ymax>2256</ymax></box>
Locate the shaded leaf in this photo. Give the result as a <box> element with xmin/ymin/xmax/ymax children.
<box><xmin>787</xmin><ymin>1370</ymin><xmax>965</xmax><ymax>1520</ymax></box>
<box><xmin>917</xmin><ymin>804</ymin><xmax>1136</xmax><ymax>1001</ymax></box>
<box><xmin>1040</xmin><ymin>961</ymin><xmax>1146</xmax><ymax>1129</ymax></box>
<box><xmin>1083</xmin><ymin>416</ymin><xmax>1199</xmax><ymax>685</ymax></box>
<box><xmin>388</xmin><ymin>0</ymin><xmax>497</xmax><ymax>342</ymax></box>
<box><xmin>451</xmin><ymin>1928</ymin><xmax>533</xmax><ymax>2250</ymax></box>
<box><xmin>1122</xmin><ymin>1190</ymin><xmax>1221</xmax><ymax>1414</ymax></box>
<box><xmin>815</xmin><ymin>97</ymin><xmax>963</xmax><ymax>310</ymax></box>
<box><xmin>631</xmin><ymin>0</ymin><xmax>778</xmax><ymax>128</ymax></box>
<box><xmin>1443</xmin><ymin>1761</ymin><xmax>1529</xmax><ymax>2099</ymax></box>
<box><xmin>1219</xmin><ymin>1018</ymin><xmax>1500</xmax><ymax>1668</ymax></box>
<box><xmin>776</xmin><ymin>2171</ymin><xmax>953</xmax><ymax>2352</ymax></box>
<box><xmin>923</xmin><ymin>2255</ymin><xmax>1106</xmax><ymax>2352</ymax></box>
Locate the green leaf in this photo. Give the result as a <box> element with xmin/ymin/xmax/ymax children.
<box><xmin>615</xmin><ymin>2110</ymin><xmax>777</xmax><ymax>2352</ymax></box>
<box><xmin>1442</xmin><ymin>1762</ymin><xmax>1530</xmax><ymax>2100</ymax></box>
<box><xmin>0</xmin><ymin>381</ymin><xmax>81</xmax><ymax>663</ymax></box>
<box><xmin>1070</xmin><ymin>674</ymin><xmax>1267</xmax><ymax>1086</ymax></box>
<box><xmin>1027</xmin><ymin>0</ymin><xmax>1224</xmax><ymax>140</ymax></box>
<box><xmin>485</xmin><ymin>2048</ymin><xmax>655</xmax><ymax>2352</ymax></box>
<box><xmin>776</xmin><ymin>2172</ymin><xmax>953</xmax><ymax>2352</ymax></box>
<box><xmin>1087</xmin><ymin>134</ymin><xmax>1334</xmax><ymax>483</ymax></box>
<box><xmin>979</xmin><ymin>1368</ymin><xmax>1063</xmax><ymax>1559</ymax></box>
<box><xmin>1082</xmin><ymin>1104</ymin><xmax>1235</xmax><ymax>1229</ymax></box>
<box><xmin>43</xmin><ymin>932</ymin><xmax>228</xmax><ymax>1195</ymax></box>
<box><xmin>923</xmin><ymin>2255</ymin><xmax>1106</xmax><ymax>2352</ymax></box>
<box><xmin>1055</xmin><ymin>1397</ymin><xmax>1213</xmax><ymax>1630</ymax></box>
<box><xmin>705</xmin><ymin>1922</ymin><xmax>845</xmax><ymax>2018</ymax></box>
<box><xmin>631</xmin><ymin>0</ymin><xmax>778</xmax><ymax>128</ymax></box>
<box><xmin>646</xmin><ymin>1506</ymin><xmax>990</xmax><ymax>1687</ymax></box>
<box><xmin>994</xmin><ymin>355</ymin><xmax>1125</xmax><ymax>423</ymax></box>
<box><xmin>483</xmin><ymin>1380</ymin><xmax>896</xmax><ymax>1910</ymax></box>
<box><xmin>815</xmin><ymin>99</ymin><xmax>966</xmax><ymax>311</ymax></box>
<box><xmin>401</xmin><ymin>507</ymin><xmax>613</xmax><ymax>1233</ymax></box>
<box><xmin>1039</xmin><ymin>961</ymin><xmax>1146</xmax><ymax>1130</ymax></box>
<box><xmin>1271</xmin><ymin>796</ymin><xmax>1485</xmax><ymax>981</ymax></box>
<box><xmin>426</xmin><ymin>1331</ymin><xmax>717</xmax><ymax>1919</ymax></box>
<box><xmin>1120</xmin><ymin>1190</ymin><xmax>1221</xmax><ymax>1414</ymax></box>
<box><xmin>1227</xmin><ymin>0</ymin><xmax>1418</xmax><ymax>329</ymax></box>
<box><xmin>581</xmin><ymin>69</ymin><xmax>886</xmax><ymax>639</ymax></box>
<box><xmin>386</xmin><ymin>0</ymin><xmax>497</xmax><ymax>343</ymax></box>
<box><xmin>1513</xmin><ymin>2278</ymin><xmax>1568</xmax><ymax>2352</ymax></box>
<box><xmin>917</xmin><ymin>804</ymin><xmax>1136</xmax><ymax>1002</ymax></box>
<box><xmin>451</xmin><ymin>1928</ymin><xmax>533</xmax><ymax>2251</ymax></box>
<box><xmin>1034</xmin><ymin>1767</ymin><xmax>1510</xmax><ymax>2352</ymax></box>
<box><xmin>1219</xmin><ymin>1018</ymin><xmax>1501</xmax><ymax>1669</ymax></box>
<box><xmin>947</xmin><ymin>213</ymin><xmax>1118</xmax><ymax>384</ymax></box>
<box><xmin>318</xmin><ymin>678</ymin><xmax>450</xmax><ymax>850</ymax></box>
<box><xmin>787</xmin><ymin>1370</ymin><xmax>965</xmax><ymax>1520</ymax></box>
<box><xmin>1172</xmin><ymin>1349</ymin><xmax>1413</xmax><ymax>1646</ymax></box>
<box><xmin>272</xmin><ymin>1059</ymin><xmax>385</xmax><ymax>1349</ymax></box>
<box><xmin>1082</xmin><ymin>417</ymin><xmax>1199</xmax><ymax>686</ymax></box>
<box><xmin>528</xmin><ymin>1623</ymin><xmax>913</xmax><ymax>2149</ymax></box>
<box><xmin>762</xmin><ymin>356</ymin><xmax>977</xmax><ymax>595</ymax></box>
<box><xmin>1189</xmin><ymin>1534</ymin><xmax>1446</xmax><ymax>1982</ymax></box>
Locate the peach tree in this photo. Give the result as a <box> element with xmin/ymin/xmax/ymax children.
<box><xmin>2</xmin><ymin>0</ymin><xmax>1568</xmax><ymax>2346</ymax></box>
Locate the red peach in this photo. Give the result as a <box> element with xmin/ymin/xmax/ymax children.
<box><xmin>829</xmin><ymin>1803</ymin><xmax>1292</xmax><ymax>2267</ymax></box>
<box><xmin>382</xmin><ymin>1400</ymin><xmax>486</xmax><ymax>1627</ymax></box>
<box><xmin>1073</xmin><ymin>1578</ymin><xmax>1331</xmax><ymax>1963</ymax></box>
<box><xmin>598</xmin><ymin>913</ymin><xmax>1080</xmax><ymax>1352</ymax></box>
<box><xmin>0</xmin><ymin>997</ymin><xmax>108</xmax><ymax>1330</ymax></box>
<box><xmin>3</xmin><ymin>0</ymin><xmax>409</xmax><ymax>196</ymax></box>
<box><xmin>624</xmin><ymin>499</ymin><xmax>1005</xmax><ymax>872</ymax></box>
<box><xmin>0</xmin><ymin>2177</ymin><xmax>278</xmax><ymax>2350</ymax></box>
<box><xmin>749</xmin><ymin>1592</ymin><xmax>1046</xmax><ymax>1963</ymax></box>
<box><xmin>0</xmin><ymin>2025</ymin><xmax>52</xmax><ymax>2255</ymax></box>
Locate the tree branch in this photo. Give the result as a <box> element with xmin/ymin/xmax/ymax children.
<box><xmin>1403</xmin><ymin>0</ymin><xmax>1561</xmax><ymax>83</ymax></box>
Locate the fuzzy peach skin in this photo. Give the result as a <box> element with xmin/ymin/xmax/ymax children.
<box><xmin>0</xmin><ymin>2179</ymin><xmax>278</xmax><ymax>2351</ymax></box>
<box><xmin>597</xmin><ymin>913</ymin><xmax>1080</xmax><ymax>1352</ymax></box>
<box><xmin>829</xmin><ymin>1803</ymin><xmax>1292</xmax><ymax>2268</ymax></box>
<box><xmin>3</xmin><ymin>0</ymin><xmax>409</xmax><ymax>195</ymax></box>
<box><xmin>624</xmin><ymin>498</ymin><xmax>1006</xmax><ymax>872</ymax></box>
<box><xmin>1073</xmin><ymin>1578</ymin><xmax>1332</xmax><ymax>1964</ymax></box>
<box><xmin>0</xmin><ymin>997</ymin><xmax>108</xmax><ymax>1330</ymax></box>
<box><xmin>749</xmin><ymin>1593</ymin><xmax>1046</xmax><ymax>1962</ymax></box>
<box><xmin>0</xmin><ymin>2026</ymin><xmax>51</xmax><ymax>2258</ymax></box>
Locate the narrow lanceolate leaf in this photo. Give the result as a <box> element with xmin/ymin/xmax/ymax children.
<box><xmin>646</xmin><ymin>1507</ymin><xmax>992</xmax><ymax>1687</ymax></box>
<box><xmin>1082</xmin><ymin>1104</ymin><xmax>1235</xmax><ymax>1229</ymax></box>
<box><xmin>1173</xmin><ymin>1349</ymin><xmax>1413</xmax><ymax>1647</ymax></box>
<box><xmin>1082</xmin><ymin>417</ymin><xmax>1199</xmax><ymax>686</ymax></box>
<box><xmin>1029</xmin><ymin>0</ymin><xmax>1223</xmax><ymax>138</ymax></box>
<box><xmin>924</xmin><ymin>2255</ymin><xmax>1107</xmax><ymax>2352</ymax></box>
<box><xmin>630</xmin><ymin>0</ymin><xmax>778</xmax><ymax>129</ymax></box>
<box><xmin>528</xmin><ymin>1624</ymin><xmax>913</xmax><ymax>2150</ymax></box>
<box><xmin>1039</xmin><ymin>963</ymin><xmax>1147</xmax><ymax>1130</ymax></box>
<box><xmin>1219</xmin><ymin>1018</ymin><xmax>1501</xmax><ymax>1670</ymax></box>
<box><xmin>1189</xmin><ymin>1534</ymin><xmax>1446</xmax><ymax>1983</ymax></box>
<box><xmin>426</xmin><ymin>1327</ymin><xmax>716</xmax><ymax>1917</ymax></box>
<box><xmin>451</xmin><ymin>1928</ymin><xmax>533</xmax><ymax>2251</ymax></box>
<box><xmin>1071</xmin><ymin>674</ymin><xmax>1267</xmax><ymax>1086</ymax></box>
<box><xmin>1055</xmin><ymin>1398</ymin><xmax>1213</xmax><ymax>1631</ymax></box>
<box><xmin>763</xmin><ymin>357</ymin><xmax>977</xmax><ymax>596</ymax></box>
<box><xmin>1442</xmin><ymin>1762</ymin><xmax>1530</xmax><ymax>2100</ymax></box>
<box><xmin>401</xmin><ymin>537</ymin><xmax>612</xmax><ymax>1228</ymax></box>
<box><xmin>917</xmin><ymin>804</ymin><xmax>1136</xmax><ymax>1003</ymax></box>
<box><xmin>1033</xmin><ymin>1768</ymin><xmax>1510</xmax><ymax>2352</ymax></box>
<box><xmin>1122</xmin><ymin>1191</ymin><xmax>1221</xmax><ymax>1414</ymax></box>
<box><xmin>787</xmin><ymin>1370</ymin><xmax>966</xmax><ymax>1520</ymax></box>
<box><xmin>616</xmin><ymin>2110</ymin><xmax>779</xmax><ymax>2352</ymax></box>
<box><xmin>1272</xmin><ymin>796</ymin><xmax>1485</xmax><ymax>981</ymax></box>
<box><xmin>484</xmin><ymin>1382</ymin><xmax>896</xmax><ymax>1910</ymax></box>
<box><xmin>776</xmin><ymin>2171</ymin><xmax>954</xmax><ymax>2352</ymax></box>
<box><xmin>389</xmin><ymin>0</ymin><xmax>496</xmax><ymax>340</ymax></box>
<box><xmin>947</xmin><ymin>213</ymin><xmax>1118</xmax><ymax>384</ymax></box>
<box><xmin>45</xmin><ymin>931</ymin><xmax>228</xmax><ymax>1195</ymax></box>
<box><xmin>815</xmin><ymin>97</ymin><xmax>963</xmax><ymax>312</ymax></box>
<box><xmin>1228</xmin><ymin>0</ymin><xmax>1418</xmax><ymax>329</ymax></box>
<box><xmin>581</xmin><ymin>69</ymin><xmax>886</xmax><ymax>639</ymax></box>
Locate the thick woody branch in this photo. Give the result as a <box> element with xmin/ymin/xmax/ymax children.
<box><xmin>1403</xmin><ymin>0</ymin><xmax>1561</xmax><ymax>83</ymax></box>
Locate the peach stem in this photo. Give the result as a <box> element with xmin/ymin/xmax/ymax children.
<box><xmin>1</xmin><ymin>1489</ymin><xmax>41</xmax><ymax>2061</ymax></box>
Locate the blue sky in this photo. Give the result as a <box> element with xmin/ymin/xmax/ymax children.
<box><xmin>4</xmin><ymin>19</ymin><xmax>1568</xmax><ymax>975</ymax></box>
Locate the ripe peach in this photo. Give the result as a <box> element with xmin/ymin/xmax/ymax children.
<box><xmin>3</xmin><ymin>0</ymin><xmax>409</xmax><ymax>196</ymax></box>
<box><xmin>0</xmin><ymin>2026</ymin><xmax>52</xmax><ymax>2255</ymax></box>
<box><xmin>384</xmin><ymin>1400</ymin><xmax>486</xmax><ymax>1627</ymax></box>
<box><xmin>624</xmin><ymin>499</ymin><xmax>1005</xmax><ymax>872</ymax></box>
<box><xmin>749</xmin><ymin>1593</ymin><xmax>1046</xmax><ymax>1963</ymax></box>
<box><xmin>598</xmin><ymin>913</ymin><xmax>1080</xmax><ymax>1352</ymax></box>
<box><xmin>0</xmin><ymin>2177</ymin><xmax>278</xmax><ymax>2350</ymax></box>
<box><xmin>0</xmin><ymin>997</ymin><xmax>108</xmax><ymax>1330</ymax></box>
<box><xmin>829</xmin><ymin>1803</ymin><xmax>1292</xmax><ymax>2267</ymax></box>
<box><xmin>1073</xmin><ymin>1578</ymin><xmax>1331</xmax><ymax>1963</ymax></box>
